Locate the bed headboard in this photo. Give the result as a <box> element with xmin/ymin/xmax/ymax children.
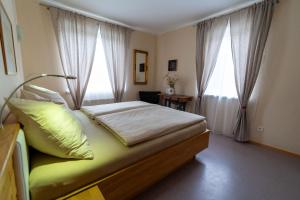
<box><xmin>0</xmin><ymin>124</ymin><xmax>19</xmax><ymax>199</ymax></box>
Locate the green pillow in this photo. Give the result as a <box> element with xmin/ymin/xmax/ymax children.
<box><xmin>8</xmin><ymin>98</ymin><xmax>93</xmax><ymax>160</ymax></box>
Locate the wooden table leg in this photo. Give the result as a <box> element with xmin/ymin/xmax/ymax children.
<box><xmin>182</xmin><ymin>102</ymin><xmax>187</xmax><ymax>111</ymax></box>
<box><xmin>168</xmin><ymin>100</ymin><xmax>171</xmax><ymax>107</ymax></box>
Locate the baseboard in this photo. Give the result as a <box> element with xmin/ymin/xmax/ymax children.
<box><xmin>250</xmin><ymin>140</ymin><xmax>300</xmax><ymax>158</ymax></box>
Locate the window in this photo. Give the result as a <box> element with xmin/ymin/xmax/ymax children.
<box><xmin>204</xmin><ymin>23</ymin><xmax>238</xmax><ymax>98</ymax></box>
<box><xmin>85</xmin><ymin>31</ymin><xmax>113</xmax><ymax>100</ymax></box>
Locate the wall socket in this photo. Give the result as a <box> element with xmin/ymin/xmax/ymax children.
<box><xmin>257</xmin><ymin>127</ymin><xmax>264</xmax><ymax>132</ymax></box>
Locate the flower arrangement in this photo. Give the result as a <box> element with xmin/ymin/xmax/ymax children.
<box><xmin>164</xmin><ymin>73</ymin><xmax>179</xmax><ymax>88</ymax></box>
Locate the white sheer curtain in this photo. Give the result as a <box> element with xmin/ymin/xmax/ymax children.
<box><xmin>50</xmin><ymin>7</ymin><xmax>99</xmax><ymax>109</ymax></box>
<box><xmin>99</xmin><ymin>22</ymin><xmax>132</xmax><ymax>102</ymax></box>
<box><xmin>203</xmin><ymin>22</ymin><xmax>239</xmax><ymax>137</ymax></box>
<box><xmin>85</xmin><ymin>31</ymin><xmax>114</xmax><ymax>101</ymax></box>
<box><xmin>195</xmin><ymin>16</ymin><xmax>229</xmax><ymax>114</ymax></box>
<box><xmin>205</xmin><ymin>23</ymin><xmax>236</xmax><ymax>98</ymax></box>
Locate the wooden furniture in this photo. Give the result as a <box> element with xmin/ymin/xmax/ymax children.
<box><xmin>66</xmin><ymin>186</ymin><xmax>105</xmax><ymax>200</ymax></box>
<box><xmin>59</xmin><ymin>130</ymin><xmax>210</xmax><ymax>200</ymax></box>
<box><xmin>0</xmin><ymin>122</ymin><xmax>209</xmax><ymax>200</ymax></box>
<box><xmin>139</xmin><ymin>91</ymin><xmax>161</xmax><ymax>104</ymax></box>
<box><xmin>0</xmin><ymin>124</ymin><xmax>19</xmax><ymax>200</ymax></box>
<box><xmin>160</xmin><ymin>94</ymin><xmax>193</xmax><ymax>111</ymax></box>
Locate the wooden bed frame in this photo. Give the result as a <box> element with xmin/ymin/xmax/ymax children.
<box><xmin>0</xmin><ymin>124</ymin><xmax>210</xmax><ymax>200</ymax></box>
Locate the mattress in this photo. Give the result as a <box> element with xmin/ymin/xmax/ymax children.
<box><xmin>80</xmin><ymin>101</ymin><xmax>153</xmax><ymax>119</ymax></box>
<box><xmin>29</xmin><ymin>110</ymin><xmax>207</xmax><ymax>200</ymax></box>
<box><xmin>96</xmin><ymin>105</ymin><xmax>205</xmax><ymax>146</ymax></box>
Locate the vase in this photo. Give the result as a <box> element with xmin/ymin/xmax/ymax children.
<box><xmin>166</xmin><ymin>86</ymin><xmax>175</xmax><ymax>95</ymax></box>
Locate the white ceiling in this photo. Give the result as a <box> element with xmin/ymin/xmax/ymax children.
<box><xmin>49</xmin><ymin>0</ymin><xmax>257</xmax><ymax>34</ymax></box>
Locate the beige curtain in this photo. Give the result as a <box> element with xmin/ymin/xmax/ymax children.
<box><xmin>195</xmin><ymin>16</ymin><xmax>229</xmax><ymax>114</ymax></box>
<box><xmin>99</xmin><ymin>22</ymin><xmax>132</xmax><ymax>102</ymax></box>
<box><xmin>50</xmin><ymin>7</ymin><xmax>99</xmax><ymax>109</ymax></box>
<box><xmin>230</xmin><ymin>0</ymin><xmax>274</xmax><ymax>141</ymax></box>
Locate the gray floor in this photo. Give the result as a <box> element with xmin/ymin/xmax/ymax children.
<box><xmin>135</xmin><ymin>134</ymin><xmax>300</xmax><ymax>200</ymax></box>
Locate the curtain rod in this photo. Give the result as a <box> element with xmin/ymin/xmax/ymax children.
<box><xmin>39</xmin><ymin>0</ymin><xmax>137</xmax><ymax>30</ymax></box>
<box><xmin>191</xmin><ymin>0</ymin><xmax>279</xmax><ymax>26</ymax></box>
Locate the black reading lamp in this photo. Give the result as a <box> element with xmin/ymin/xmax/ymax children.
<box><xmin>0</xmin><ymin>74</ymin><xmax>77</xmax><ymax>129</ymax></box>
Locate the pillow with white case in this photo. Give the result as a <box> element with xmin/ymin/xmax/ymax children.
<box><xmin>23</xmin><ymin>84</ymin><xmax>68</xmax><ymax>107</ymax></box>
<box><xmin>21</xmin><ymin>89</ymin><xmax>48</xmax><ymax>102</ymax></box>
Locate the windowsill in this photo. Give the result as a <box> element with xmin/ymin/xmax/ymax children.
<box><xmin>84</xmin><ymin>97</ymin><xmax>114</xmax><ymax>101</ymax></box>
<box><xmin>204</xmin><ymin>94</ymin><xmax>238</xmax><ymax>100</ymax></box>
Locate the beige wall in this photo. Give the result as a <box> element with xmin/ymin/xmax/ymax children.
<box><xmin>155</xmin><ymin>0</ymin><xmax>300</xmax><ymax>154</ymax></box>
<box><xmin>124</xmin><ymin>31</ymin><xmax>157</xmax><ymax>101</ymax></box>
<box><xmin>156</xmin><ymin>26</ymin><xmax>197</xmax><ymax>111</ymax></box>
<box><xmin>0</xmin><ymin>0</ymin><xmax>24</xmax><ymax>120</ymax></box>
<box><xmin>15</xmin><ymin>0</ymin><xmax>67</xmax><ymax>99</ymax></box>
<box><xmin>249</xmin><ymin>0</ymin><xmax>300</xmax><ymax>154</ymax></box>
<box><xmin>15</xmin><ymin>0</ymin><xmax>157</xmax><ymax>105</ymax></box>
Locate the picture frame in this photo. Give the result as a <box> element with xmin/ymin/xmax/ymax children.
<box><xmin>0</xmin><ymin>2</ymin><xmax>17</xmax><ymax>75</ymax></box>
<box><xmin>133</xmin><ymin>49</ymin><xmax>148</xmax><ymax>85</ymax></box>
<box><xmin>168</xmin><ymin>59</ymin><xmax>177</xmax><ymax>71</ymax></box>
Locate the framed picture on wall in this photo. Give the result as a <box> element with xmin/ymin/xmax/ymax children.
<box><xmin>0</xmin><ymin>2</ymin><xmax>17</xmax><ymax>75</ymax></box>
<box><xmin>139</xmin><ymin>63</ymin><xmax>145</xmax><ymax>72</ymax></box>
<box><xmin>168</xmin><ymin>59</ymin><xmax>177</xmax><ymax>71</ymax></box>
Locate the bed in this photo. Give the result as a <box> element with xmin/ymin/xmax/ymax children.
<box><xmin>1</xmin><ymin>102</ymin><xmax>210</xmax><ymax>200</ymax></box>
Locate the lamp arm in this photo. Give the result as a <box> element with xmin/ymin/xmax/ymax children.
<box><xmin>0</xmin><ymin>74</ymin><xmax>76</xmax><ymax>128</ymax></box>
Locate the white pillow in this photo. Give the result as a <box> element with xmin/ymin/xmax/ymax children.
<box><xmin>21</xmin><ymin>89</ymin><xmax>48</xmax><ymax>102</ymax></box>
<box><xmin>23</xmin><ymin>85</ymin><xmax>68</xmax><ymax>107</ymax></box>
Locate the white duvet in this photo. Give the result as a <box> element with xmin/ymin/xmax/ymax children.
<box><xmin>80</xmin><ymin>101</ymin><xmax>153</xmax><ymax>119</ymax></box>
<box><xmin>95</xmin><ymin>105</ymin><xmax>205</xmax><ymax>146</ymax></box>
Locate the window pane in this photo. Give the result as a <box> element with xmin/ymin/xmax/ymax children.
<box><xmin>205</xmin><ymin>23</ymin><xmax>237</xmax><ymax>98</ymax></box>
<box><xmin>85</xmin><ymin>31</ymin><xmax>113</xmax><ymax>100</ymax></box>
